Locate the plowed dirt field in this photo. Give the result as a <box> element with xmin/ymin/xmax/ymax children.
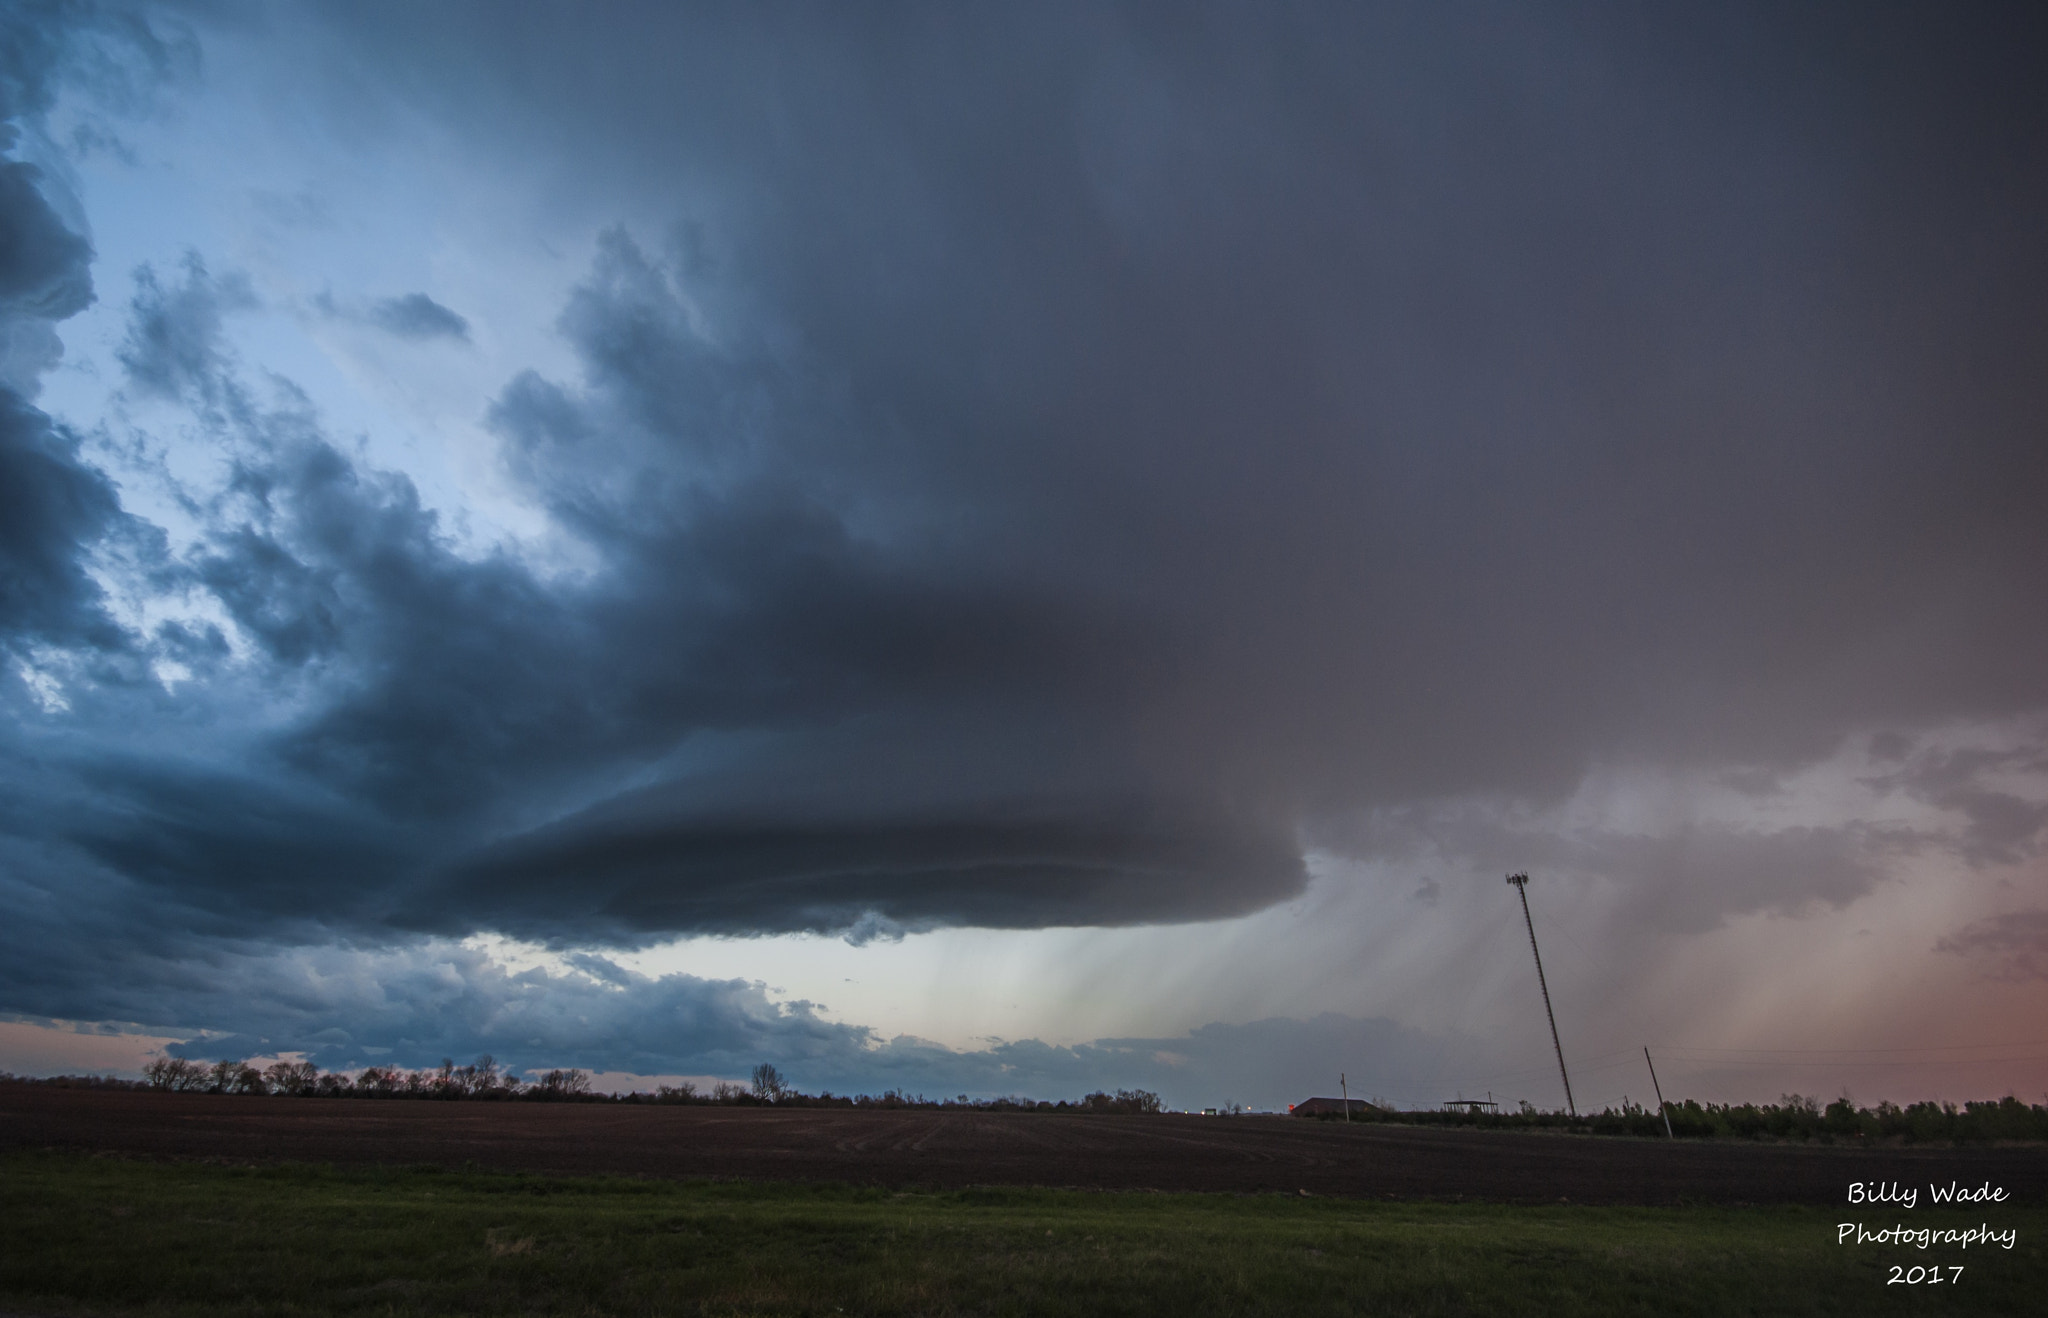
<box><xmin>6</xmin><ymin>1084</ymin><xmax>2041</xmax><ymax>1205</ymax></box>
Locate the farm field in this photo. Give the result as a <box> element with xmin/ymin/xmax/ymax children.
<box><xmin>4</xmin><ymin>1150</ymin><xmax>2044</xmax><ymax>1317</ymax></box>
<box><xmin>5</xmin><ymin>1083</ymin><xmax>2046</xmax><ymax>1205</ymax></box>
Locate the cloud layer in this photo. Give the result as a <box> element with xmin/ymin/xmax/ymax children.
<box><xmin>3</xmin><ymin>930</ymin><xmax>1474</xmax><ymax>1110</ymax></box>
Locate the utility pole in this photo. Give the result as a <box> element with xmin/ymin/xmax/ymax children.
<box><xmin>1340</xmin><ymin>1072</ymin><xmax>1349</xmax><ymax>1122</ymax></box>
<box><xmin>1644</xmin><ymin>1047</ymin><xmax>1674</xmax><ymax>1139</ymax></box>
<box><xmin>1506</xmin><ymin>873</ymin><xmax>1576</xmax><ymax>1118</ymax></box>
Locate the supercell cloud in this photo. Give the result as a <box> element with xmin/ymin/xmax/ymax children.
<box><xmin>1</xmin><ymin>1</ymin><xmax>2045</xmax><ymax>1097</ymax></box>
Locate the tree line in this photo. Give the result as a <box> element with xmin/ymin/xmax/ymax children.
<box><xmin>2</xmin><ymin>1057</ymin><xmax>1166</xmax><ymax>1114</ymax></box>
<box><xmin>1303</xmin><ymin>1093</ymin><xmax>2048</xmax><ymax>1143</ymax></box>
<box><xmin>131</xmin><ymin>1054</ymin><xmax>593</xmax><ymax>1100</ymax></box>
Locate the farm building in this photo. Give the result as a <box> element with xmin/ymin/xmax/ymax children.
<box><xmin>1288</xmin><ymin>1097</ymin><xmax>1382</xmax><ymax>1118</ymax></box>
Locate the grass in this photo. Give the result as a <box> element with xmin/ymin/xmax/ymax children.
<box><xmin>1</xmin><ymin>1151</ymin><xmax>2041</xmax><ymax>1316</ymax></box>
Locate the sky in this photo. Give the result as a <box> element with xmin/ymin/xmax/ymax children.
<box><xmin>2</xmin><ymin>0</ymin><xmax>2046</xmax><ymax>1112</ymax></box>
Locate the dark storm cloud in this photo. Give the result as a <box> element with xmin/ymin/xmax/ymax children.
<box><xmin>0</xmin><ymin>159</ymin><xmax>93</xmax><ymax>323</ymax></box>
<box><xmin>434</xmin><ymin>800</ymin><xmax>1305</xmax><ymax>940</ymax></box>
<box><xmin>0</xmin><ymin>932</ymin><xmax>875</xmax><ymax>1078</ymax></box>
<box><xmin>1937</xmin><ymin>910</ymin><xmax>2048</xmax><ymax>982</ymax></box>
<box><xmin>0</xmin><ymin>390</ymin><xmax>127</xmax><ymax>653</ymax></box>
<box><xmin>3</xmin><ymin>216</ymin><xmax>1297</xmax><ymax>945</ymax></box>
<box><xmin>58</xmin><ymin>756</ymin><xmax>413</xmax><ymax>918</ymax></box>
<box><xmin>292</xmin><ymin>0</ymin><xmax>2048</xmax><ymax>807</ymax></box>
<box><xmin>6</xmin><ymin>0</ymin><xmax>2048</xmax><ymax>1042</ymax></box>
<box><xmin>166</xmin><ymin>949</ymin><xmax>875</xmax><ymax>1080</ymax></box>
<box><xmin>0</xmin><ymin>6</ymin><xmax>134</xmax><ymax>659</ymax></box>
<box><xmin>0</xmin><ymin>156</ymin><xmax>91</xmax><ymax>392</ymax></box>
<box><xmin>365</xmin><ymin>292</ymin><xmax>468</xmax><ymax>341</ymax></box>
<box><xmin>1863</xmin><ymin>744</ymin><xmax>2048</xmax><ymax>868</ymax></box>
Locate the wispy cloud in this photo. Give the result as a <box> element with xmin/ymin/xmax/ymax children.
<box><xmin>366</xmin><ymin>292</ymin><xmax>470</xmax><ymax>342</ymax></box>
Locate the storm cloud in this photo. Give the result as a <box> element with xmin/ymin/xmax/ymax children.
<box><xmin>0</xmin><ymin>9</ymin><xmax>131</xmax><ymax>659</ymax></box>
<box><xmin>1938</xmin><ymin>909</ymin><xmax>2048</xmax><ymax>982</ymax></box>
<box><xmin>1</xmin><ymin>926</ymin><xmax>1477</xmax><ymax>1110</ymax></box>
<box><xmin>3</xmin><ymin>1</ymin><xmax>2047</xmax><ymax>1087</ymax></box>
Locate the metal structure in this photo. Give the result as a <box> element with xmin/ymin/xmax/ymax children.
<box><xmin>1506</xmin><ymin>873</ymin><xmax>1576</xmax><ymax>1117</ymax></box>
<box><xmin>1644</xmin><ymin>1046</ymin><xmax>1674</xmax><ymax>1139</ymax></box>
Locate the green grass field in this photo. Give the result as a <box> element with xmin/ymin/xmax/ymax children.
<box><xmin>2</xmin><ymin>1151</ymin><xmax>2040</xmax><ymax>1316</ymax></box>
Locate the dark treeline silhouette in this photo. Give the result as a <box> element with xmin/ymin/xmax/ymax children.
<box><xmin>0</xmin><ymin>1058</ymin><xmax>1165</xmax><ymax>1114</ymax></box>
<box><xmin>1</xmin><ymin>1057</ymin><xmax>601</xmax><ymax>1101</ymax></box>
<box><xmin>8</xmin><ymin>1065</ymin><xmax>2042</xmax><ymax>1139</ymax></box>
<box><xmin>1301</xmin><ymin>1093</ymin><xmax>2048</xmax><ymax>1143</ymax></box>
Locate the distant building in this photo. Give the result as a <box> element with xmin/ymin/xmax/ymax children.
<box><xmin>1289</xmin><ymin>1097</ymin><xmax>1380</xmax><ymax>1118</ymax></box>
<box><xmin>1440</xmin><ymin>1098</ymin><xmax>1499</xmax><ymax>1114</ymax></box>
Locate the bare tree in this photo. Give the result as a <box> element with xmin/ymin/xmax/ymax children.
<box><xmin>206</xmin><ymin>1059</ymin><xmax>264</xmax><ymax>1094</ymax></box>
<box><xmin>263</xmin><ymin>1060</ymin><xmax>319</xmax><ymax>1095</ymax></box>
<box><xmin>356</xmin><ymin>1066</ymin><xmax>402</xmax><ymax>1096</ymax></box>
<box><xmin>535</xmin><ymin>1068</ymin><xmax>591</xmax><ymax>1098</ymax></box>
<box><xmin>751</xmin><ymin>1063</ymin><xmax>788</xmax><ymax>1101</ymax></box>
<box><xmin>143</xmin><ymin>1057</ymin><xmax>205</xmax><ymax>1091</ymax></box>
<box><xmin>441</xmin><ymin>1059</ymin><xmax>482</xmax><ymax>1098</ymax></box>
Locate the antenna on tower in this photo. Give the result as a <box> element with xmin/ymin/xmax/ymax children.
<box><xmin>1506</xmin><ymin>873</ymin><xmax>1575</xmax><ymax>1118</ymax></box>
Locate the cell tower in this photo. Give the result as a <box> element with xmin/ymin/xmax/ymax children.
<box><xmin>1506</xmin><ymin>872</ymin><xmax>1575</xmax><ymax>1118</ymax></box>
